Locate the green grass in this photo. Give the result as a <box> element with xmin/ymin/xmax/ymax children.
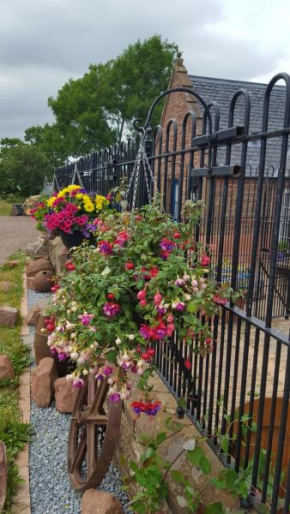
<box><xmin>0</xmin><ymin>252</ymin><xmax>32</xmax><ymax>513</ymax></box>
<box><xmin>0</xmin><ymin>199</ymin><xmax>12</xmax><ymax>216</ymax></box>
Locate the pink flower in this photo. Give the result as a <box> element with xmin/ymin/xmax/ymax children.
<box><xmin>115</xmin><ymin>231</ymin><xmax>129</xmax><ymax>246</ymax></box>
<box><xmin>213</xmin><ymin>295</ymin><xmax>227</xmax><ymax>306</ymax></box>
<box><xmin>200</xmin><ymin>255</ymin><xmax>210</xmax><ymax>267</ymax></box>
<box><xmin>103</xmin><ymin>302</ymin><xmax>121</xmax><ymax>317</ymax></box>
<box><xmin>154</xmin><ymin>292</ymin><xmax>163</xmax><ymax>306</ymax></box>
<box><xmin>172</xmin><ymin>301</ymin><xmax>186</xmax><ymax>312</ymax></box>
<box><xmin>72</xmin><ymin>378</ymin><xmax>85</xmax><ymax>389</ymax></box>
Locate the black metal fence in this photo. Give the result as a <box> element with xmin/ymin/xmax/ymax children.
<box><xmin>55</xmin><ymin>75</ymin><xmax>290</xmax><ymax>511</ymax></box>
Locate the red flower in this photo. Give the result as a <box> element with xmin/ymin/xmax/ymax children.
<box><xmin>125</xmin><ymin>261</ymin><xmax>135</xmax><ymax>270</ymax></box>
<box><xmin>213</xmin><ymin>295</ymin><xmax>227</xmax><ymax>306</ymax></box>
<box><xmin>65</xmin><ymin>261</ymin><xmax>75</xmax><ymax>271</ymax></box>
<box><xmin>185</xmin><ymin>358</ymin><xmax>191</xmax><ymax>370</ymax></box>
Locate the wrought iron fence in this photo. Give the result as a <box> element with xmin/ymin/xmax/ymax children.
<box><xmin>54</xmin><ymin>74</ymin><xmax>290</xmax><ymax>512</ymax></box>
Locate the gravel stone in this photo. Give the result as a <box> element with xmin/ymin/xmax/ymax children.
<box><xmin>28</xmin><ymin>289</ymin><xmax>131</xmax><ymax>514</ymax></box>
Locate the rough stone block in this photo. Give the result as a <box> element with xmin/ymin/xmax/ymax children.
<box><xmin>31</xmin><ymin>357</ymin><xmax>58</xmax><ymax>408</ymax></box>
<box><xmin>26</xmin><ymin>236</ymin><xmax>48</xmax><ymax>258</ymax></box>
<box><xmin>7</xmin><ymin>260</ymin><xmax>20</xmax><ymax>268</ymax></box>
<box><xmin>26</xmin><ymin>277</ymin><xmax>35</xmax><ymax>289</ymax></box>
<box><xmin>0</xmin><ymin>355</ymin><xmax>15</xmax><ymax>381</ymax></box>
<box><xmin>82</xmin><ymin>490</ymin><xmax>124</xmax><ymax>514</ymax></box>
<box><xmin>0</xmin><ymin>306</ymin><xmax>18</xmax><ymax>327</ymax></box>
<box><xmin>55</xmin><ymin>377</ymin><xmax>78</xmax><ymax>413</ymax></box>
<box><xmin>26</xmin><ymin>258</ymin><xmax>50</xmax><ymax>277</ymax></box>
<box><xmin>0</xmin><ymin>442</ymin><xmax>7</xmax><ymax>512</ymax></box>
<box><xmin>48</xmin><ymin>236</ymin><xmax>68</xmax><ymax>274</ymax></box>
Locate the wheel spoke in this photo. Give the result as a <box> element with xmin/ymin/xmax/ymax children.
<box><xmin>69</xmin><ymin>431</ymin><xmax>86</xmax><ymax>473</ymax></box>
<box><xmin>86</xmin><ymin>424</ymin><xmax>96</xmax><ymax>477</ymax></box>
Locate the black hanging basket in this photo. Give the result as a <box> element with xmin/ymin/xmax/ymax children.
<box><xmin>60</xmin><ymin>230</ymin><xmax>87</xmax><ymax>249</ymax></box>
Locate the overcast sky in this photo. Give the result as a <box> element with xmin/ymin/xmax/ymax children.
<box><xmin>0</xmin><ymin>0</ymin><xmax>289</xmax><ymax>140</ymax></box>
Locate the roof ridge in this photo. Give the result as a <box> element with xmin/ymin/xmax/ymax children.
<box><xmin>189</xmin><ymin>74</ymin><xmax>286</xmax><ymax>89</ymax></box>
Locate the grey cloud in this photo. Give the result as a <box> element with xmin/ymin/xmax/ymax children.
<box><xmin>0</xmin><ymin>0</ymin><xmax>285</xmax><ymax>139</ymax></box>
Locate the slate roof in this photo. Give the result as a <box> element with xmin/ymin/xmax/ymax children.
<box><xmin>189</xmin><ymin>75</ymin><xmax>290</xmax><ymax>176</ymax></box>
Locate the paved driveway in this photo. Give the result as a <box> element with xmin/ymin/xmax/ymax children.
<box><xmin>0</xmin><ymin>216</ymin><xmax>38</xmax><ymax>265</ymax></box>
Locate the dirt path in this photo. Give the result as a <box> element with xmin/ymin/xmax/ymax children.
<box><xmin>0</xmin><ymin>215</ymin><xmax>38</xmax><ymax>265</ymax></box>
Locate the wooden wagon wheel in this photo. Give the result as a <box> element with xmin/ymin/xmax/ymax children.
<box><xmin>67</xmin><ymin>374</ymin><xmax>122</xmax><ymax>491</ymax></box>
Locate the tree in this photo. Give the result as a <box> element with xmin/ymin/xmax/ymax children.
<box><xmin>47</xmin><ymin>35</ymin><xmax>178</xmax><ymax>154</ymax></box>
<box><xmin>0</xmin><ymin>144</ymin><xmax>53</xmax><ymax>197</ymax></box>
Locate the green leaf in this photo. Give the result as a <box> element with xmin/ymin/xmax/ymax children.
<box><xmin>205</xmin><ymin>501</ymin><xmax>226</xmax><ymax>513</ymax></box>
<box><xmin>199</xmin><ymin>456</ymin><xmax>211</xmax><ymax>475</ymax></box>
<box><xmin>156</xmin><ymin>432</ymin><xmax>167</xmax><ymax>446</ymax></box>
<box><xmin>187</xmin><ymin>300</ymin><xmax>198</xmax><ymax>313</ymax></box>
<box><xmin>170</xmin><ymin>470</ymin><xmax>185</xmax><ymax>484</ymax></box>
<box><xmin>187</xmin><ymin>446</ymin><xmax>204</xmax><ymax>467</ymax></box>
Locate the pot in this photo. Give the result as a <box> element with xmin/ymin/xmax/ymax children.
<box><xmin>34</xmin><ymin>269</ymin><xmax>54</xmax><ymax>292</ymax></box>
<box><xmin>60</xmin><ymin>230</ymin><xmax>87</xmax><ymax>249</ymax></box>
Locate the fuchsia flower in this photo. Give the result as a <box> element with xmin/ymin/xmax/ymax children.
<box><xmin>72</xmin><ymin>378</ymin><xmax>85</xmax><ymax>389</ymax></box>
<box><xmin>103</xmin><ymin>302</ymin><xmax>121</xmax><ymax>317</ymax></box>
<box><xmin>78</xmin><ymin>313</ymin><xmax>94</xmax><ymax>326</ymax></box>
<box><xmin>115</xmin><ymin>231</ymin><xmax>129</xmax><ymax>246</ymax></box>
<box><xmin>109</xmin><ymin>392</ymin><xmax>121</xmax><ymax>403</ymax></box>
<box><xmin>154</xmin><ymin>292</ymin><xmax>163</xmax><ymax>306</ymax></box>
<box><xmin>160</xmin><ymin>238</ymin><xmax>176</xmax><ymax>252</ymax></box>
<box><xmin>200</xmin><ymin>255</ymin><xmax>210</xmax><ymax>267</ymax></box>
<box><xmin>98</xmin><ymin>240</ymin><xmax>114</xmax><ymax>255</ymax></box>
<box><xmin>172</xmin><ymin>301</ymin><xmax>186</xmax><ymax>312</ymax></box>
<box><xmin>213</xmin><ymin>295</ymin><xmax>227</xmax><ymax>306</ymax></box>
<box><xmin>131</xmin><ymin>400</ymin><xmax>162</xmax><ymax>416</ymax></box>
<box><xmin>139</xmin><ymin>324</ymin><xmax>152</xmax><ymax>340</ymax></box>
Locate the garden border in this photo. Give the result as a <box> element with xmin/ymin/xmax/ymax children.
<box><xmin>11</xmin><ymin>269</ymin><xmax>32</xmax><ymax>514</ymax></box>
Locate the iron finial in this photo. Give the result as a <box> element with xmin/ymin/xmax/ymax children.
<box><xmin>175</xmin><ymin>51</ymin><xmax>184</xmax><ymax>66</ymax></box>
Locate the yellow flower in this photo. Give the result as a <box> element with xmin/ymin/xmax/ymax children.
<box><xmin>95</xmin><ymin>195</ymin><xmax>109</xmax><ymax>211</ymax></box>
<box><xmin>76</xmin><ymin>193</ymin><xmax>84</xmax><ymax>200</ymax></box>
<box><xmin>83</xmin><ymin>200</ymin><xmax>94</xmax><ymax>212</ymax></box>
<box><xmin>67</xmin><ymin>185</ymin><xmax>81</xmax><ymax>192</ymax></box>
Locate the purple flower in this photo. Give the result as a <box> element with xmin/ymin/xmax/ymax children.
<box><xmin>58</xmin><ymin>352</ymin><xmax>67</xmax><ymax>361</ymax></box>
<box><xmin>102</xmin><ymin>365</ymin><xmax>113</xmax><ymax>376</ymax></box>
<box><xmin>173</xmin><ymin>301</ymin><xmax>186</xmax><ymax>312</ymax></box>
<box><xmin>103</xmin><ymin>302</ymin><xmax>121</xmax><ymax>317</ymax></box>
<box><xmin>160</xmin><ymin>238</ymin><xmax>176</xmax><ymax>251</ymax></box>
<box><xmin>155</xmin><ymin>327</ymin><xmax>167</xmax><ymax>339</ymax></box>
<box><xmin>145</xmin><ymin>403</ymin><xmax>162</xmax><ymax>416</ymax></box>
<box><xmin>109</xmin><ymin>392</ymin><xmax>121</xmax><ymax>403</ymax></box>
<box><xmin>157</xmin><ymin>305</ymin><xmax>167</xmax><ymax>315</ymax></box>
<box><xmin>78</xmin><ymin>313</ymin><xmax>94</xmax><ymax>326</ymax></box>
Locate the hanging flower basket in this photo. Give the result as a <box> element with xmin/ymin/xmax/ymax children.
<box><xmin>60</xmin><ymin>229</ymin><xmax>89</xmax><ymax>249</ymax></box>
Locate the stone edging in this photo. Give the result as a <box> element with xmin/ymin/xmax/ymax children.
<box><xmin>11</xmin><ymin>270</ymin><xmax>31</xmax><ymax>514</ymax></box>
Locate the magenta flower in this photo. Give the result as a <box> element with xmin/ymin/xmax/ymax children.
<box><xmin>139</xmin><ymin>324</ymin><xmax>152</xmax><ymax>340</ymax></box>
<box><xmin>109</xmin><ymin>392</ymin><xmax>121</xmax><ymax>403</ymax></box>
<box><xmin>103</xmin><ymin>302</ymin><xmax>121</xmax><ymax>317</ymax></box>
<box><xmin>102</xmin><ymin>365</ymin><xmax>113</xmax><ymax>376</ymax></box>
<box><xmin>160</xmin><ymin>238</ymin><xmax>176</xmax><ymax>251</ymax></box>
<box><xmin>78</xmin><ymin>313</ymin><xmax>94</xmax><ymax>326</ymax></box>
<box><xmin>58</xmin><ymin>351</ymin><xmax>67</xmax><ymax>361</ymax></box>
<box><xmin>98</xmin><ymin>240</ymin><xmax>114</xmax><ymax>255</ymax></box>
<box><xmin>173</xmin><ymin>301</ymin><xmax>186</xmax><ymax>312</ymax></box>
<box><xmin>72</xmin><ymin>378</ymin><xmax>85</xmax><ymax>389</ymax></box>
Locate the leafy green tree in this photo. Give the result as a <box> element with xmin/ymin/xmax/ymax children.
<box><xmin>48</xmin><ymin>35</ymin><xmax>178</xmax><ymax>154</ymax></box>
<box><xmin>0</xmin><ymin>144</ymin><xmax>53</xmax><ymax>197</ymax></box>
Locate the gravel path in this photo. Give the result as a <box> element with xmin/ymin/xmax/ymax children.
<box><xmin>28</xmin><ymin>289</ymin><xmax>130</xmax><ymax>514</ymax></box>
<box><xmin>0</xmin><ymin>215</ymin><xmax>37</xmax><ymax>265</ymax></box>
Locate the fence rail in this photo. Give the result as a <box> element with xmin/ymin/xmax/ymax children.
<box><xmin>54</xmin><ymin>75</ymin><xmax>290</xmax><ymax>512</ymax></box>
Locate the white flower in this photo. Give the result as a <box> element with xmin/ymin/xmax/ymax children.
<box><xmin>137</xmin><ymin>359</ymin><xmax>145</xmax><ymax>368</ymax></box>
<box><xmin>71</xmin><ymin>352</ymin><xmax>79</xmax><ymax>361</ymax></box>
<box><xmin>185</xmin><ymin>294</ymin><xmax>191</xmax><ymax>301</ymax></box>
<box><xmin>70</xmin><ymin>333</ymin><xmax>76</xmax><ymax>339</ymax></box>
<box><xmin>116</xmin><ymin>337</ymin><xmax>122</xmax><ymax>345</ymax></box>
<box><xmin>71</xmin><ymin>306</ymin><xmax>78</xmax><ymax>312</ymax></box>
<box><xmin>83</xmin><ymin>369</ymin><xmax>89</xmax><ymax>376</ymax></box>
<box><xmin>66</xmin><ymin>322</ymin><xmax>75</xmax><ymax>330</ymax></box>
<box><xmin>128</xmin><ymin>334</ymin><xmax>135</xmax><ymax>341</ymax></box>
<box><xmin>77</xmin><ymin>356</ymin><xmax>85</xmax><ymax>365</ymax></box>
<box><xmin>67</xmin><ymin>309</ymin><xmax>72</xmax><ymax>315</ymax></box>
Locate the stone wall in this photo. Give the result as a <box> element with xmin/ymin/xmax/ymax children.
<box><xmin>114</xmin><ymin>373</ymin><xmax>240</xmax><ymax>513</ymax></box>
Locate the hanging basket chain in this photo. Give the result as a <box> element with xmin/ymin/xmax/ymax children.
<box><xmin>127</xmin><ymin>137</ymin><xmax>158</xmax><ymax>210</ymax></box>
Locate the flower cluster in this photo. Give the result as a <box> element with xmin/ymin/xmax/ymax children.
<box><xmin>47</xmin><ymin>200</ymin><xmax>235</xmax><ymax>416</ymax></box>
<box><xmin>31</xmin><ymin>185</ymin><xmax>110</xmax><ymax>237</ymax></box>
